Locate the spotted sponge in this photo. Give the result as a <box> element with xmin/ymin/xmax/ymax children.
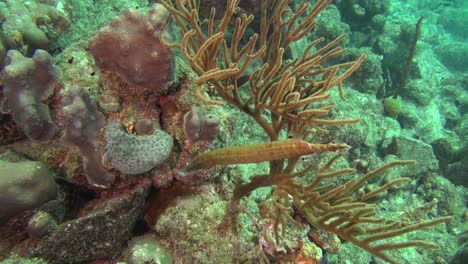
<box><xmin>104</xmin><ymin>120</ymin><xmax>173</xmax><ymax>175</ymax></box>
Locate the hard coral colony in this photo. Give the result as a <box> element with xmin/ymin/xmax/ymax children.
<box><xmin>0</xmin><ymin>0</ymin><xmax>466</xmax><ymax>264</ymax></box>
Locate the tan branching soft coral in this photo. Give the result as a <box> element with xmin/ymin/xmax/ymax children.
<box><xmin>160</xmin><ymin>0</ymin><xmax>453</xmax><ymax>262</ymax></box>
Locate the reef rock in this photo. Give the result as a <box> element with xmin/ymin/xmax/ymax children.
<box><xmin>0</xmin><ymin>160</ymin><xmax>57</xmax><ymax>224</ymax></box>
<box><xmin>31</xmin><ymin>183</ymin><xmax>149</xmax><ymax>263</ymax></box>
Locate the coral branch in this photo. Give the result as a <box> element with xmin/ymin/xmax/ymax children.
<box><xmin>160</xmin><ymin>1</ymin><xmax>452</xmax><ymax>262</ymax></box>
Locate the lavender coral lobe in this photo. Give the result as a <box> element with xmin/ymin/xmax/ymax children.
<box><xmin>183</xmin><ymin>107</ymin><xmax>220</xmax><ymax>144</ymax></box>
<box><xmin>61</xmin><ymin>87</ymin><xmax>114</xmax><ymax>187</ymax></box>
<box><xmin>1</xmin><ymin>49</ymin><xmax>59</xmax><ymax>141</ymax></box>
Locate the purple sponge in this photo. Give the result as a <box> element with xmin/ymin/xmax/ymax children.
<box><xmin>89</xmin><ymin>4</ymin><xmax>173</xmax><ymax>92</ymax></box>
<box><xmin>1</xmin><ymin>49</ymin><xmax>59</xmax><ymax>141</ymax></box>
<box><xmin>61</xmin><ymin>86</ymin><xmax>114</xmax><ymax>187</ymax></box>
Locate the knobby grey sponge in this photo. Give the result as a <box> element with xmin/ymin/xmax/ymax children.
<box><xmin>104</xmin><ymin>120</ymin><xmax>173</xmax><ymax>175</ymax></box>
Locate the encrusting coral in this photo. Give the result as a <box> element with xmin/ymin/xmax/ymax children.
<box><xmin>0</xmin><ymin>0</ymin><xmax>70</xmax><ymax>58</ymax></box>
<box><xmin>160</xmin><ymin>0</ymin><xmax>453</xmax><ymax>262</ymax></box>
